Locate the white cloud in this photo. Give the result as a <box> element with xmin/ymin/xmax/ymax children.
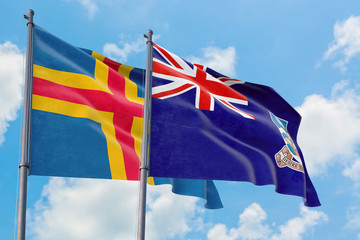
<box><xmin>28</xmin><ymin>178</ymin><xmax>201</xmax><ymax>240</ymax></box>
<box><xmin>296</xmin><ymin>80</ymin><xmax>360</xmax><ymax>176</ymax></box>
<box><xmin>62</xmin><ymin>0</ymin><xmax>98</xmax><ymax>19</ymax></box>
<box><xmin>28</xmin><ymin>178</ymin><xmax>139</xmax><ymax>240</ymax></box>
<box><xmin>343</xmin><ymin>159</ymin><xmax>360</xmax><ymax>185</ymax></box>
<box><xmin>208</xmin><ymin>203</ymin><xmax>270</xmax><ymax>240</ymax></box>
<box><xmin>323</xmin><ymin>15</ymin><xmax>360</xmax><ymax>71</ymax></box>
<box><xmin>79</xmin><ymin>0</ymin><xmax>98</xmax><ymax>19</ymax></box>
<box><xmin>146</xmin><ymin>184</ymin><xmax>201</xmax><ymax>239</ymax></box>
<box><xmin>270</xmin><ymin>206</ymin><xmax>328</xmax><ymax>240</ymax></box>
<box><xmin>207</xmin><ymin>203</ymin><xmax>327</xmax><ymax>240</ymax></box>
<box><xmin>345</xmin><ymin>206</ymin><xmax>360</xmax><ymax>230</ymax></box>
<box><xmin>208</xmin><ymin>224</ymin><xmax>239</xmax><ymax>240</ymax></box>
<box><xmin>103</xmin><ymin>37</ymin><xmax>146</xmax><ymax>63</ymax></box>
<box><xmin>236</xmin><ymin>203</ymin><xmax>271</xmax><ymax>240</ymax></box>
<box><xmin>188</xmin><ymin>46</ymin><xmax>237</xmax><ymax>77</ymax></box>
<box><xmin>0</xmin><ymin>41</ymin><xmax>23</xmax><ymax>145</ymax></box>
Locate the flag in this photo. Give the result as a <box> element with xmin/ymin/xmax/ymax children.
<box><xmin>30</xmin><ymin>26</ymin><xmax>222</xmax><ymax>209</ymax></box>
<box><xmin>149</xmin><ymin>44</ymin><xmax>320</xmax><ymax>207</ymax></box>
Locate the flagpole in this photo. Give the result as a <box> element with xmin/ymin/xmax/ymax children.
<box><xmin>17</xmin><ymin>9</ymin><xmax>34</xmax><ymax>240</ymax></box>
<box><xmin>137</xmin><ymin>29</ymin><xmax>153</xmax><ymax>240</ymax></box>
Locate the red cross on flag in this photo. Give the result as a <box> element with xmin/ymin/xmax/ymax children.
<box><xmin>152</xmin><ymin>44</ymin><xmax>255</xmax><ymax>119</ymax></box>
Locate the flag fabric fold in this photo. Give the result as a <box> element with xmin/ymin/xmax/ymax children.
<box><xmin>30</xmin><ymin>26</ymin><xmax>223</xmax><ymax>209</ymax></box>
<box><xmin>149</xmin><ymin>43</ymin><xmax>320</xmax><ymax>207</ymax></box>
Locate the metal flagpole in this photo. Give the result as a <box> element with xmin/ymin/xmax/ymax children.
<box><xmin>137</xmin><ymin>29</ymin><xmax>153</xmax><ymax>240</ymax></box>
<box><xmin>17</xmin><ymin>9</ymin><xmax>35</xmax><ymax>240</ymax></box>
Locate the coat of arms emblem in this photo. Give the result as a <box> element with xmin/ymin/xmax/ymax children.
<box><xmin>270</xmin><ymin>112</ymin><xmax>304</xmax><ymax>173</ymax></box>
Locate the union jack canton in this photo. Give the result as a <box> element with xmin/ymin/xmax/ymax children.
<box><xmin>152</xmin><ymin>44</ymin><xmax>254</xmax><ymax>119</ymax></box>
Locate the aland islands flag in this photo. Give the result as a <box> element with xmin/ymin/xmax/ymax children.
<box><xmin>30</xmin><ymin>26</ymin><xmax>222</xmax><ymax>209</ymax></box>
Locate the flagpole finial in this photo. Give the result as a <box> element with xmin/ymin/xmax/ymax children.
<box><xmin>25</xmin><ymin>9</ymin><xmax>35</xmax><ymax>26</ymax></box>
<box><xmin>144</xmin><ymin>29</ymin><xmax>153</xmax><ymax>42</ymax></box>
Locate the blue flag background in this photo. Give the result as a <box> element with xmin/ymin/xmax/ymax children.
<box><xmin>149</xmin><ymin>45</ymin><xmax>320</xmax><ymax>207</ymax></box>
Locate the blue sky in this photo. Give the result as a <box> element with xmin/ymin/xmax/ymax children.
<box><xmin>1</xmin><ymin>0</ymin><xmax>360</xmax><ymax>239</ymax></box>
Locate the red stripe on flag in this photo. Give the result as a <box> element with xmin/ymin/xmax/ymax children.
<box><xmin>219</xmin><ymin>99</ymin><xmax>255</xmax><ymax>119</ymax></box>
<box><xmin>103</xmin><ymin>57</ymin><xmax>122</xmax><ymax>72</ymax></box>
<box><xmin>153</xmin><ymin>61</ymin><xmax>190</xmax><ymax>80</ymax></box>
<box><xmin>153</xmin><ymin>83</ymin><xmax>194</xmax><ymax>99</ymax></box>
<box><xmin>154</xmin><ymin>43</ymin><xmax>183</xmax><ymax>70</ymax></box>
